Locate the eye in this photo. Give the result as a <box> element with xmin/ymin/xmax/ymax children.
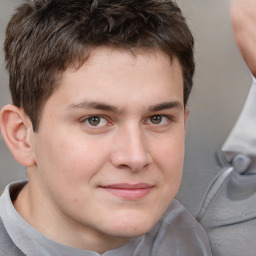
<box><xmin>150</xmin><ymin>115</ymin><xmax>163</xmax><ymax>124</ymax></box>
<box><xmin>147</xmin><ymin>115</ymin><xmax>171</xmax><ymax>125</ymax></box>
<box><xmin>83</xmin><ymin>116</ymin><xmax>109</xmax><ymax>127</ymax></box>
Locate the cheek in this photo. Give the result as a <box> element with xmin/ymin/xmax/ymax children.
<box><xmin>45</xmin><ymin>135</ymin><xmax>114</xmax><ymax>194</ymax></box>
<box><xmin>156</xmin><ymin>131</ymin><xmax>185</xmax><ymax>166</ymax></box>
<box><xmin>154</xmin><ymin>132</ymin><xmax>185</xmax><ymax>188</ymax></box>
<box><xmin>33</xmin><ymin>135</ymin><xmax>109</xmax><ymax>206</ymax></box>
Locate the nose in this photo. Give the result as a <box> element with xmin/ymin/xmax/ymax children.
<box><xmin>110</xmin><ymin>125</ymin><xmax>153</xmax><ymax>172</ymax></box>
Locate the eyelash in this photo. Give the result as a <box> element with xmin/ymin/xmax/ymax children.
<box><xmin>80</xmin><ymin>114</ymin><xmax>173</xmax><ymax>128</ymax></box>
<box><xmin>80</xmin><ymin>116</ymin><xmax>112</xmax><ymax>128</ymax></box>
<box><xmin>145</xmin><ymin>115</ymin><xmax>173</xmax><ymax>126</ymax></box>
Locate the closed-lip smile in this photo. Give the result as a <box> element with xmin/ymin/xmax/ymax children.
<box><xmin>100</xmin><ymin>183</ymin><xmax>155</xmax><ymax>200</ymax></box>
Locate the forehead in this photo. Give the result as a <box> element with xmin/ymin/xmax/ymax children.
<box><xmin>44</xmin><ymin>47</ymin><xmax>184</xmax><ymax>114</ymax></box>
<box><xmin>80</xmin><ymin>47</ymin><xmax>172</xmax><ymax>67</ymax></box>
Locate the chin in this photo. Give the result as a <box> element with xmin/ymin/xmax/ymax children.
<box><xmin>109</xmin><ymin>227</ymin><xmax>151</xmax><ymax>239</ymax></box>
<box><xmin>104</xmin><ymin>213</ymin><xmax>158</xmax><ymax>238</ymax></box>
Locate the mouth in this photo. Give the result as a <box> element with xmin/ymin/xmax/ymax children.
<box><xmin>99</xmin><ymin>183</ymin><xmax>155</xmax><ymax>200</ymax></box>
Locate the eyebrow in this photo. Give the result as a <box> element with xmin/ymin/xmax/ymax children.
<box><xmin>148</xmin><ymin>101</ymin><xmax>183</xmax><ymax>112</ymax></box>
<box><xmin>67</xmin><ymin>100</ymin><xmax>183</xmax><ymax>113</ymax></box>
<box><xmin>68</xmin><ymin>101</ymin><xmax>120</xmax><ymax>113</ymax></box>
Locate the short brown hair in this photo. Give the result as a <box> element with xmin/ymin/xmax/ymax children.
<box><xmin>5</xmin><ymin>0</ymin><xmax>194</xmax><ymax>131</ymax></box>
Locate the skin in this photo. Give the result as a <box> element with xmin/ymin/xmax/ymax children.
<box><xmin>1</xmin><ymin>1</ymin><xmax>255</xmax><ymax>254</ymax></box>
<box><xmin>231</xmin><ymin>0</ymin><xmax>256</xmax><ymax>76</ymax></box>
<box><xmin>1</xmin><ymin>47</ymin><xmax>188</xmax><ymax>253</ymax></box>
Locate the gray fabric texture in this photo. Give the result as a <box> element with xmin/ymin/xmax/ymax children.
<box><xmin>0</xmin><ymin>181</ymin><xmax>212</xmax><ymax>256</ymax></box>
<box><xmin>0</xmin><ymin>218</ymin><xmax>25</xmax><ymax>256</ymax></box>
<box><xmin>194</xmin><ymin>77</ymin><xmax>256</xmax><ymax>256</ymax></box>
<box><xmin>197</xmin><ymin>152</ymin><xmax>256</xmax><ymax>256</ymax></box>
<box><xmin>222</xmin><ymin>77</ymin><xmax>256</xmax><ymax>173</ymax></box>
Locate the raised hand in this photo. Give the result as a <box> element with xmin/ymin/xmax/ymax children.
<box><xmin>231</xmin><ymin>0</ymin><xmax>256</xmax><ymax>77</ymax></box>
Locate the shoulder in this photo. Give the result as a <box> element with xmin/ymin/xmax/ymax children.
<box><xmin>163</xmin><ymin>199</ymin><xmax>203</xmax><ymax>226</ymax></box>
<box><xmin>150</xmin><ymin>199</ymin><xmax>212</xmax><ymax>255</ymax></box>
<box><xmin>0</xmin><ymin>212</ymin><xmax>26</xmax><ymax>256</ymax></box>
<box><xmin>160</xmin><ymin>199</ymin><xmax>209</xmax><ymax>236</ymax></box>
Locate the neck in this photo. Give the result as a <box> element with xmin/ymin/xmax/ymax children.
<box><xmin>13</xmin><ymin>182</ymin><xmax>132</xmax><ymax>253</ymax></box>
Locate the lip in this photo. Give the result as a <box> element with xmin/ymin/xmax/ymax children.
<box><xmin>100</xmin><ymin>183</ymin><xmax>155</xmax><ymax>200</ymax></box>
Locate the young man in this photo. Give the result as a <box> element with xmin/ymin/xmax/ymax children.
<box><xmin>0</xmin><ymin>0</ymin><xmax>212</xmax><ymax>255</ymax></box>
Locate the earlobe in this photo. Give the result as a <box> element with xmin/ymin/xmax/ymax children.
<box><xmin>0</xmin><ymin>105</ymin><xmax>35</xmax><ymax>167</ymax></box>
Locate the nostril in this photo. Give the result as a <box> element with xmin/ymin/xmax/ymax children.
<box><xmin>110</xmin><ymin>129</ymin><xmax>153</xmax><ymax>171</ymax></box>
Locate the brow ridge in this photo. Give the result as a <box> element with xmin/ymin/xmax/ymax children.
<box><xmin>148</xmin><ymin>101</ymin><xmax>183</xmax><ymax>112</ymax></box>
<box><xmin>68</xmin><ymin>100</ymin><xmax>183</xmax><ymax>113</ymax></box>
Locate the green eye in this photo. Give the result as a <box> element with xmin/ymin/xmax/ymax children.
<box><xmin>150</xmin><ymin>115</ymin><xmax>162</xmax><ymax>124</ymax></box>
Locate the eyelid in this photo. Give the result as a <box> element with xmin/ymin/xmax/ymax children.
<box><xmin>80</xmin><ymin>115</ymin><xmax>112</xmax><ymax>128</ymax></box>
<box><xmin>145</xmin><ymin>114</ymin><xmax>174</xmax><ymax>126</ymax></box>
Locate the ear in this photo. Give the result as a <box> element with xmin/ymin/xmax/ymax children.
<box><xmin>0</xmin><ymin>105</ymin><xmax>35</xmax><ymax>167</ymax></box>
<box><xmin>184</xmin><ymin>107</ymin><xmax>189</xmax><ymax>131</ymax></box>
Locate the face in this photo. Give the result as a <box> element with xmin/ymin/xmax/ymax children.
<box><xmin>25</xmin><ymin>47</ymin><xmax>188</xmax><ymax>252</ymax></box>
